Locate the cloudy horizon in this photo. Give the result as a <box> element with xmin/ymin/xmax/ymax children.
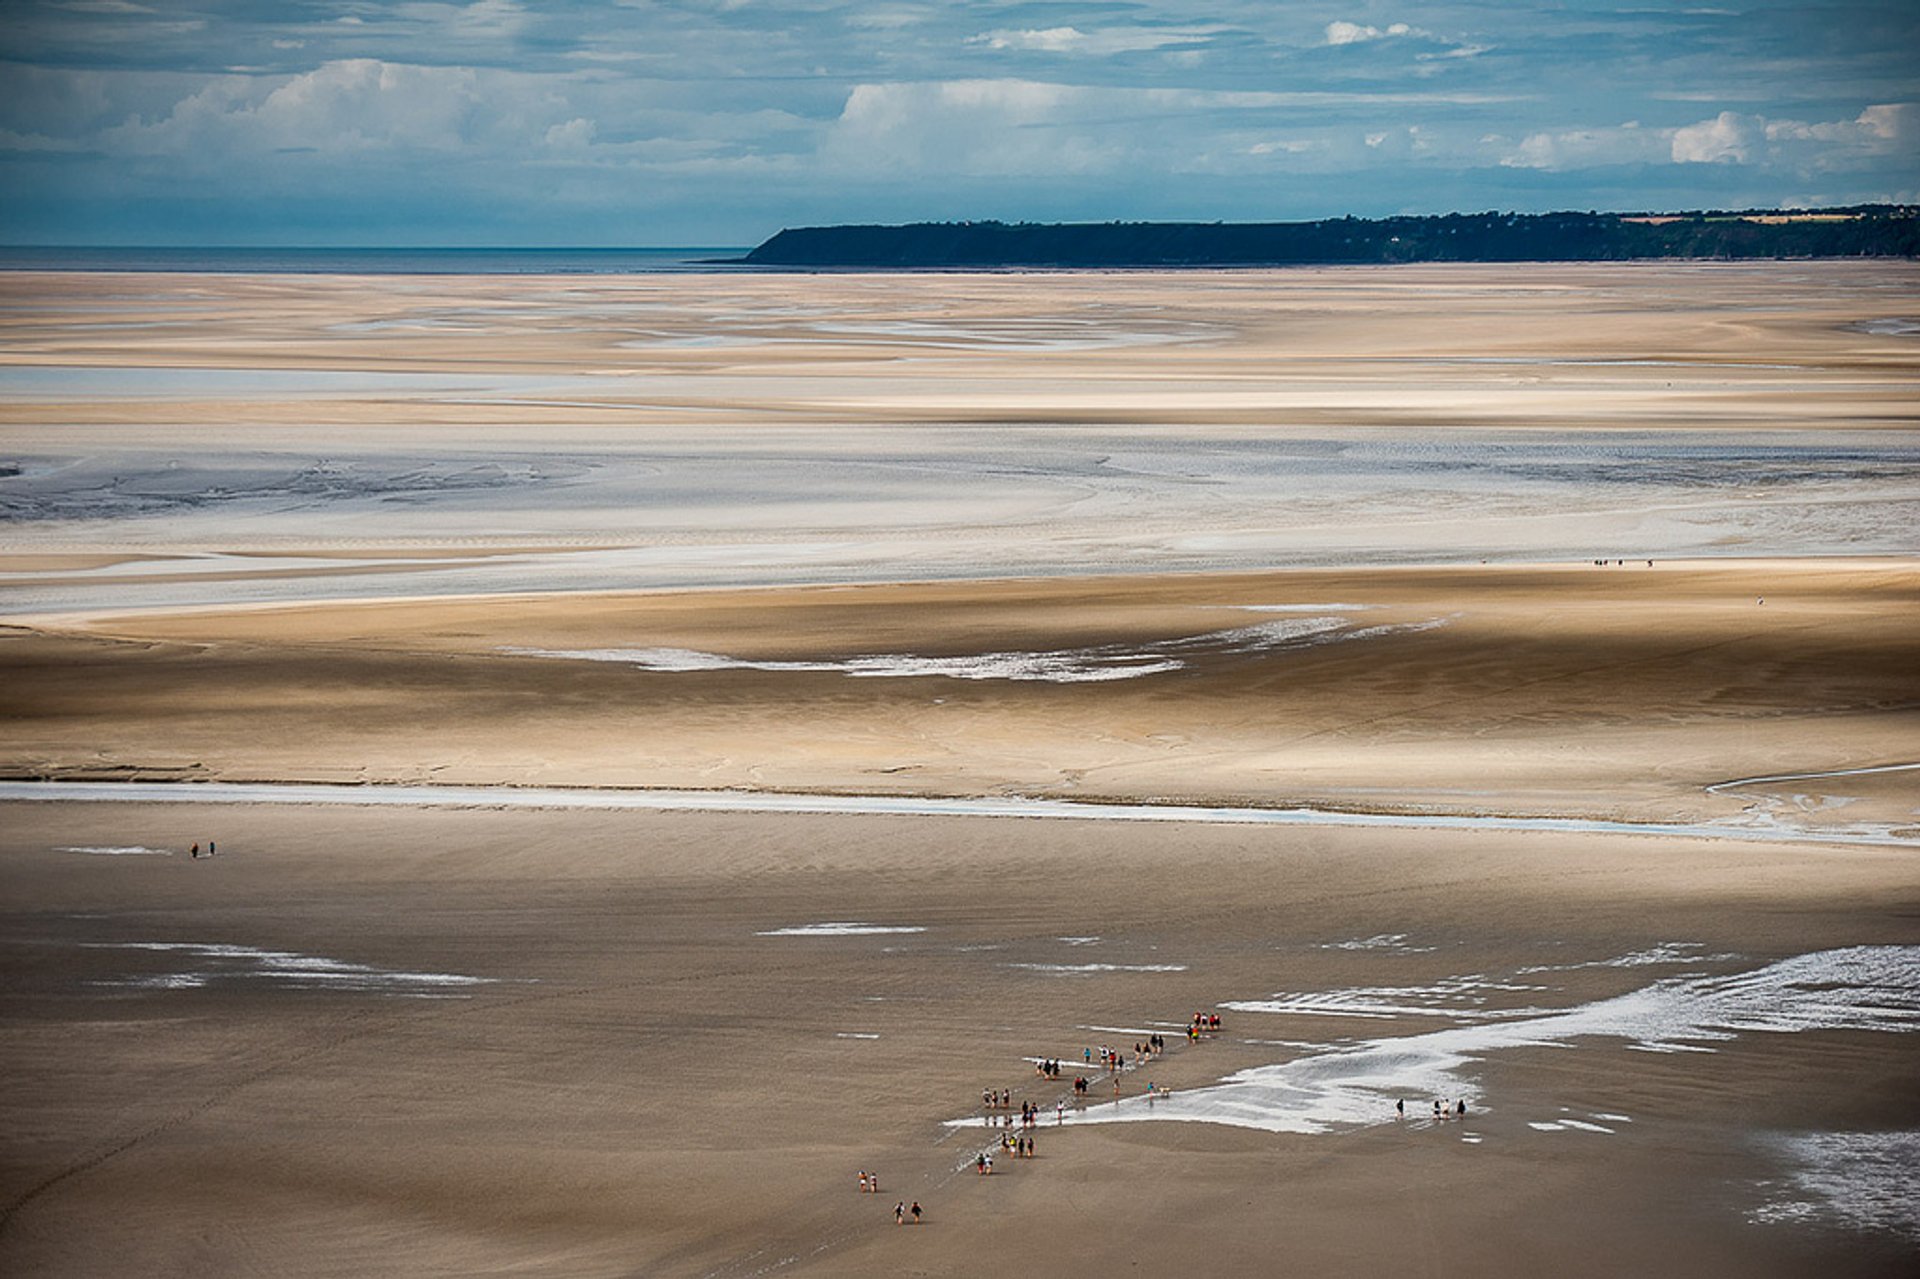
<box><xmin>2</xmin><ymin>1</ymin><xmax>1915</xmax><ymax>246</ymax></box>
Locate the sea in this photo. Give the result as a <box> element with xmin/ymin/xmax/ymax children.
<box><xmin>0</xmin><ymin>246</ymin><xmax>752</xmax><ymax>274</ymax></box>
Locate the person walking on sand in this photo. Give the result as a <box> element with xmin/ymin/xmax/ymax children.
<box><xmin>190</xmin><ymin>842</ymin><xmax>200</xmax><ymax>859</ymax></box>
<box><xmin>911</xmin><ymin>1201</ymin><xmax>922</xmax><ymax>1224</ymax></box>
<box><xmin>207</xmin><ymin>840</ymin><xmax>215</xmax><ymax>857</ymax></box>
<box><xmin>895</xmin><ymin>1202</ymin><xmax>905</xmax><ymax>1226</ymax></box>
<box><xmin>858</xmin><ymin>1170</ymin><xmax>868</xmax><ymax>1194</ymax></box>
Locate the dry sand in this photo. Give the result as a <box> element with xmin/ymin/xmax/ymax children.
<box><xmin>5</xmin><ymin>560</ymin><xmax>1916</xmax><ymax>830</ymax></box>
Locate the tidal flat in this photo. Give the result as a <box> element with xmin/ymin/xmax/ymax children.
<box><xmin>2</xmin><ymin>262</ymin><xmax>1917</xmax><ymax>1276</ymax></box>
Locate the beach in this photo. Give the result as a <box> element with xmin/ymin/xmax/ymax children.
<box><xmin>4</xmin><ymin>800</ymin><xmax>1917</xmax><ymax>1276</ymax></box>
<box><xmin>2</xmin><ymin>261</ymin><xmax>1918</xmax><ymax>1275</ymax></box>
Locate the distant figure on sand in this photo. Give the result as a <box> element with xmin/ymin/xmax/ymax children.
<box><xmin>858</xmin><ymin>1170</ymin><xmax>868</xmax><ymax>1193</ymax></box>
<box><xmin>1396</xmin><ymin>1098</ymin><xmax>1404</xmax><ymax>1116</ymax></box>
<box><xmin>894</xmin><ymin>1201</ymin><xmax>905</xmax><ymax>1225</ymax></box>
<box><xmin>190</xmin><ymin>842</ymin><xmax>200</xmax><ymax>859</ymax></box>
<box><xmin>1457</xmin><ymin>1099</ymin><xmax>1467</xmax><ymax>1116</ymax></box>
<box><xmin>910</xmin><ymin>1201</ymin><xmax>922</xmax><ymax>1224</ymax></box>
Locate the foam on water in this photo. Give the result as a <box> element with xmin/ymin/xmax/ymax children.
<box><xmin>86</xmin><ymin>941</ymin><xmax>496</xmax><ymax>996</ymax></box>
<box><xmin>1235</xmin><ymin>603</ymin><xmax>1370</xmax><ymax>613</ymax></box>
<box><xmin>1749</xmin><ymin>1130</ymin><xmax>1920</xmax><ymax>1241</ymax></box>
<box><xmin>498</xmin><ymin>613</ymin><xmax>1443</xmax><ymax>685</ymax></box>
<box><xmin>58</xmin><ymin>845</ymin><xmax>172</xmax><ymax>856</ymax></box>
<box><xmin>1318</xmin><ymin>933</ymin><xmax>1437</xmax><ymax>954</ymax></box>
<box><xmin>1008</xmin><ymin>962</ymin><xmax>1189</xmax><ymax>975</ymax></box>
<box><xmin>1047</xmin><ymin>947</ymin><xmax>1920</xmax><ymax>1135</ymax></box>
<box><xmin>1519</xmin><ymin>941</ymin><xmax>1737</xmax><ymax>974</ymax></box>
<box><xmin>756</xmin><ymin>922</ymin><xmax>926</xmax><ymax>936</ymax></box>
<box><xmin>503</xmin><ymin>643</ymin><xmax>1182</xmax><ymax>683</ymax></box>
<box><xmin>1223</xmin><ymin>974</ymin><xmax>1547</xmax><ymax>1020</ymax></box>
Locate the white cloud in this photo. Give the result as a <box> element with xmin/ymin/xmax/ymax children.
<box><xmin>1417</xmin><ymin>43</ymin><xmax>1490</xmax><ymax>62</ymax></box>
<box><xmin>844</xmin><ymin>6</ymin><xmax>929</xmax><ymax>31</ymax></box>
<box><xmin>252</xmin><ymin>60</ymin><xmax>485</xmax><ymax>150</ymax></box>
<box><xmin>1326</xmin><ymin>20</ymin><xmax>1415</xmax><ymax>45</ymax></box>
<box><xmin>1500</xmin><ymin>104</ymin><xmax>1917</xmax><ymax>172</ymax></box>
<box><xmin>971</xmin><ymin>26</ymin><xmax>1223</xmax><ymax>56</ymax></box>
<box><xmin>1503</xmin><ymin>121</ymin><xmax>1665</xmax><ymax>170</ymax></box>
<box><xmin>102</xmin><ymin>60</ymin><xmax>533</xmax><ymax>158</ymax></box>
<box><xmin>545</xmin><ymin>117</ymin><xmax>596</xmax><ymax>150</ymax></box>
<box><xmin>1670</xmin><ymin>110</ymin><xmax>1761</xmax><ymax>163</ymax></box>
<box><xmin>393</xmin><ymin>0</ymin><xmax>528</xmax><ymax>39</ymax></box>
<box><xmin>1767</xmin><ymin>103</ymin><xmax>1914</xmax><ymax>149</ymax></box>
<box><xmin>1249</xmin><ymin>139</ymin><xmax>1319</xmax><ymax>156</ymax></box>
<box><xmin>0</xmin><ymin>128</ymin><xmax>90</xmax><ymax>153</ymax></box>
<box><xmin>826</xmin><ymin>79</ymin><xmax>1107</xmax><ymax>175</ymax></box>
<box><xmin>820</xmin><ymin>79</ymin><xmax>1522</xmax><ymax>181</ymax></box>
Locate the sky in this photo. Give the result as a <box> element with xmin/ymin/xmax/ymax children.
<box><xmin>1</xmin><ymin>1</ymin><xmax>1916</xmax><ymax>246</ymax></box>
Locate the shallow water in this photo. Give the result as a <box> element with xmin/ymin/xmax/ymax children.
<box><xmin>499</xmin><ymin>613</ymin><xmax>1444</xmax><ymax>684</ymax></box>
<box><xmin>5</xmin><ymin>429</ymin><xmax>1916</xmax><ymax>616</ymax></box>
<box><xmin>1051</xmin><ymin>946</ymin><xmax>1920</xmax><ymax>1136</ymax></box>
<box><xmin>3</xmin><ymin>780</ymin><xmax>1910</xmax><ymax>848</ymax></box>
<box><xmin>1749</xmin><ymin>1130</ymin><xmax>1920</xmax><ymax>1241</ymax></box>
<box><xmin>81</xmin><ymin>940</ymin><xmax>497</xmax><ymax>996</ymax></box>
<box><xmin>757</xmin><ymin>922</ymin><xmax>926</xmax><ymax>936</ymax></box>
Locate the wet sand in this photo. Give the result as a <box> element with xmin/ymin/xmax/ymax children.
<box><xmin>3</xmin><ymin>800</ymin><xmax>1917</xmax><ymax>1277</ymax></box>
<box><xmin>3</xmin><ymin>262</ymin><xmax>1918</xmax><ymax>614</ymax></box>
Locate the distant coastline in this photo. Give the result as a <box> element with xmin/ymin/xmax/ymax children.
<box><xmin>743</xmin><ymin>206</ymin><xmax>1920</xmax><ymax>268</ymax></box>
<box><xmin>8</xmin><ymin>207</ymin><xmax>1918</xmax><ymax>275</ymax></box>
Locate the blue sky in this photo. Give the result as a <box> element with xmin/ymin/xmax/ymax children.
<box><xmin>2</xmin><ymin>2</ymin><xmax>1915</xmax><ymax>245</ymax></box>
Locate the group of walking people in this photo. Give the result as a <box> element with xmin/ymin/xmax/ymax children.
<box><xmin>868</xmin><ymin>1008</ymin><xmax>1226</xmax><ymax>1232</ymax></box>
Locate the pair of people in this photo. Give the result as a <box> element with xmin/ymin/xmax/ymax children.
<box><xmin>892</xmin><ymin>1201</ymin><xmax>921</xmax><ymax>1225</ymax></box>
